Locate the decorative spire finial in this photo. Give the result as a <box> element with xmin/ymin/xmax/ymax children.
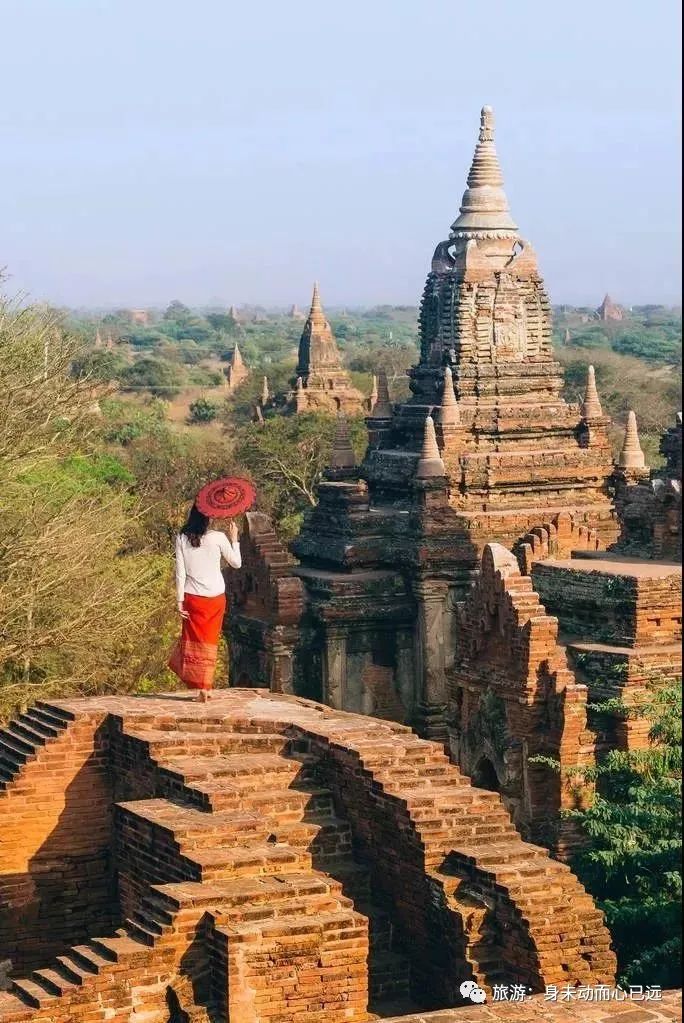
<box><xmin>435</xmin><ymin>366</ymin><xmax>461</xmax><ymax>426</ymax></box>
<box><xmin>369</xmin><ymin>369</ymin><xmax>393</xmax><ymax>419</ymax></box>
<box><xmin>261</xmin><ymin>376</ymin><xmax>269</xmax><ymax>406</ymax></box>
<box><xmin>581</xmin><ymin>365</ymin><xmax>603</xmax><ymax>419</ymax></box>
<box><xmin>231</xmin><ymin>340</ymin><xmax>244</xmax><ymax>367</ymax></box>
<box><xmin>329</xmin><ymin>414</ymin><xmax>356</xmax><ymax>470</ymax></box>
<box><xmin>618</xmin><ymin>411</ymin><xmax>646</xmax><ymax>469</ymax></box>
<box><xmin>308</xmin><ymin>280</ymin><xmax>326</xmax><ymax>329</ymax></box>
<box><xmin>479</xmin><ymin>105</ymin><xmax>494</xmax><ymax>143</ymax></box>
<box><xmin>450</xmin><ymin>105</ymin><xmax>518</xmax><ymax>239</ymax></box>
<box><xmin>416</xmin><ymin>416</ymin><xmax>445</xmax><ymax>479</ymax></box>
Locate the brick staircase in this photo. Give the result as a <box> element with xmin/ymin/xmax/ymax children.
<box><xmin>0</xmin><ymin>703</ymin><xmax>72</xmax><ymax>789</ymax></box>
<box><xmin>0</xmin><ymin>691</ymin><xmax>617</xmax><ymax>1023</ymax></box>
<box><xmin>116</xmin><ymin>718</ymin><xmax>416</xmax><ymax>1014</ymax></box>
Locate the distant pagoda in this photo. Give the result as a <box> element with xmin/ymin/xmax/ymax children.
<box><xmin>225</xmin><ymin>340</ymin><xmax>250</xmax><ymax>390</ymax></box>
<box><xmin>596</xmin><ymin>294</ymin><xmax>624</xmax><ymax>321</ymax></box>
<box><xmin>290</xmin><ymin>283</ymin><xmax>365</xmax><ymax>416</ymax></box>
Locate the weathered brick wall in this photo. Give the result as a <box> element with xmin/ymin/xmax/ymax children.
<box><xmin>513</xmin><ymin>510</ymin><xmax>602</xmax><ymax>575</ymax></box>
<box><xmin>532</xmin><ymin>561</ymin><xmax>682</xmax><ymax>648</ymax></box>
<box><xmin>0</xmin><ymin>692</ymin><xmax>617</xmax><ymax>1022</ymax></box>
<box><xmin>448</xmin><ymin>544</ymin><xmax>594</xmax><ymax>851</ymax></box>
<box><xmin>0</xmin><ymin>705</ymin><xmax>116</xmax><ymax>973</ymax></box>
<box><xmin>224</xmin><ymin>511</ymin><xmax>304</xmax><ymax>692</ymax></box>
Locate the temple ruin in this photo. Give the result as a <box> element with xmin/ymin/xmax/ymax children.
<box><xmin>290</xmin><ymin>283</ymin><xmax>366</xmax><ymax>415</ymax></box>
<box><xmin>226</xmin><ymin>107</ymin><xmax>682</xmax><ymax>853</ymax></box>
<box><xmin>224</xmin><ymin>341</ymin><xmax>249</xmax><ymax>391</ymax></box>
<box><xmin>596</xmin><ymin>294</ymin><xmax>625</xmax><ymax>321</ymax></box>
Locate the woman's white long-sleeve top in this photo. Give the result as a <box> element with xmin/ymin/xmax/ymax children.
<box><xmin>175</xmin><ymin>531</ymin><xmax>241</xmax><ymax>606</ymax></box>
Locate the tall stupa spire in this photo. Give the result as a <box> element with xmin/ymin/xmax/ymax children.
<box><xmin>450</xmin><ymin>106</ymin><xmax>519</xmax><ymax>239</ymax></box>
<box><xmin>309</xmin><ymin>281</ymin><xmax>325</xmax><ymax>329</ymax></box>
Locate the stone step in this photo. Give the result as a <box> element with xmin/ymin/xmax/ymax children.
<box><xmin>124</xmin><ymin>917</ymin><xmax>164</xmax><ymax>947</ymax></box>
<box><xmin>275</xmin><ymin>815</ymin><xmax>353</xmax><ymax>860</ymax></box>
<box><xmin>0</xmin><ymin>730</ymin><xmax>34</xmax><ymax>758</ymax></box>
<box><xmin>213</xmin><ymin>891</ymin><xmax>351</xmax><ymax>927</ymax></box>
<box><xmin>30</xmin><ymin>967</ymin><xmax>79</xmax><ymax>997</ymax></box>
<box><xmin>116</xmin><ymin>799</ymin><xmax>268</xmax><ymax>849</ymax></box>
<box><xmin>194</xmin><ymin>782</ymin><xmax>335</xmax><ymax>817</ymax></box>
<box><xmin>218</xmin><ymin>906</ymin><xmax>364</xmax><ymax>943</ymax></box>
<box><xmin>9</xmin><ymin>979</ymin><xmax>55</xmax><ymax>1009</ymax></box>
<box><xmin>90</xmin><ymin>934</ymin><xmax>151</xmax><ymax>963</ymax></box>
<box><xmin>24</xmin><ymin>705</ymin><xmax>71</xmax><ymax>731</ymax></box>
<box><xmin>54</xmin><ymin>953</ymin><xmax>99</xmax><ymax>985</ymax></box>
<box><xmin>154</xmin><ymin>870</ymin><xmax>345</xmax><ymax>912</ymax></box>
<box><xmin>34</xmin><ymin>701</ymin><xmax>75</xmax><ymax>724</ymax></box>
<box><xmin>0</xmin><ymin>992</ymin><xmax>33</xmax><ymax>1018</ymax></box>
<box><xmin>161</xmin><ymin>752</ymin><xmax>313</xmax><ymax>781</ymax></box>
<box><xmin>8</xmin><ymin>721</ymin><xmax>53</xmax><ymax>747</ymax></box>
<box><xmin>17</xmin><ymin>710</ymin><xmax>62</xmax><ymax>738</ymax></box>
<box><xmin>124</xmin><ymin>727</ymin><xmax>293</xmax><ymax>756</ymax></box>
<box><xmin>191</xmin><ymin>842</ymin><xmax>312</xmax><ymax>880</ymax></box>
<box><xmin>449</xmin><ymin>843</ymin><xmax>548</xmax><ymax>870</ymax></box>
<box><xmin>69</xmin><ymin>943</ymin><xmax>118</xmax><ymax>972</ymax></box>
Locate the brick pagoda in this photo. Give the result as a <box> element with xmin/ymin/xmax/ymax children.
<box><xmin>229</xmin><ymin>107</ymin><xmax>618</xmax><ymax>740</ymax></box>
<box><xmin>291</xmin><ymin>282</ymin><xmax>366</xmax><ymax>415</ymax></box>
<box><xmin>224</xmin><ymin>340</ymin><xmax>249</xmax><ymax>391</ymax></box>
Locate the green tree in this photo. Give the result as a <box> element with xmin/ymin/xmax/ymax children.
<box><xmin>188</xmin><ymin>397</ymin><xmax>219</xmax><ymax>424</ymax></box>
<box><xmin>539</xmin><ymin>683</ymin><xmax>682</xmax><ymax>988</ymax></box>
<box><xmin>232</xmin><ymin>413</ymin><xmax>366</xmax><ymax>537</ymax></box>
<box><xmin>120</xmin><ymin>356</ymin><xmax>185</xmax><ymax>397</ymax></box>
<box><xmin>0</xmin><ymin>294</ymin><xmax>175</xmax><ymax>719</ymax></box>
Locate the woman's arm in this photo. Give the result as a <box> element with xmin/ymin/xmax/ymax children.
<box><xmin>175</xmin><ymin>535</ymin><xmax>188</xmax><ymax>608</ymax></box>
<box><xmin>219</xmin><ymin>536</ymin><xmax>242</xmax><ymax>569</ymax></box>
<box><xmin>219</xmin><ymin>522</ymin><xmax>242</xmax><ymax>569</ymax></box>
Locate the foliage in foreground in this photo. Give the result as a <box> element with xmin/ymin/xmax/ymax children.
<box><xmin>542</xmin><ymin>683</ymin><xmax>682</xmax><ymax>988</ymax></box>
<box><xmin>232</xmin><ymin>412</ymin><xmax>367</xmax><ymax>539</ymax></box>
<box><xmin>0</xmin><ymin>296</ymin><xmax>179</xmax><ymax>720</ymax></box>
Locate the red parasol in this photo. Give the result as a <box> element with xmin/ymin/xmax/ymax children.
<box><xmin>195</xmin><ymin>476</ymin><xmax>256</xmax><ymax>518</ymax></box>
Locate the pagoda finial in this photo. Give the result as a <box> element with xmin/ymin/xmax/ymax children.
<box><xmin>309</xmin><ymin>281</ymin><xmax>326</xmax><ymax>327</ymax></box>
<box><xmin>450</xmin><ymin>105</ymin><xmax>519</xmax><ymax>239</ymax></box>
<box><xmin>479</xmin><ymin>104</ymin><xmax>495</xmax><ymax>143</ymax></box>
<box><xmin>369</xmin><ymin>369</ymin><xmax>393</xmax><ymax>419</ymax></box>
<box><xmin>231</xmin><ymin>340</ymin><xmax>244</xmax><ymax>368</ymax></box>
<box><xmin>435</xmin><ymin>366</ymin><xmax>460</xmax><ymax>426</ymax></box>
<box><xmin>329</xmin><ymin>414</ymin><xmax>356</xmax><ymax>469</ymax></box>
<box><xmin>261</xmin><ymin>376</ymin><xmax>270</xmax><ymax>406</ymax></box>
<box><xmin>416</xmin><ymin>416</ymin><xmax>445</xmax><ymax>479</ymax></box>
<box><xmin>581</xmin><ymin>365</ymin><xmax>603</xmax><ymax>419</ymax></box>
<box><xmin>618</xmin><ymin>411</ymin><xmax>646</xmax><ymax>469</ymax></box>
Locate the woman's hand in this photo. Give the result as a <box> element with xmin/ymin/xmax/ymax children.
<box><xmin>178</xmin><ymin>602</ymin><xmax>190</xmax><ymax>620</ymax></box>
<box><xmin>228</xmin><ymin>520</ymin><xmax>239</xmax><ymax>544</ymax></box>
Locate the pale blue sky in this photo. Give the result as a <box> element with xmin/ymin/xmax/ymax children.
<box><xmin>1</xmin><ymin>0</ymin><xmax>681</xmax><ymax>309</ymax></box>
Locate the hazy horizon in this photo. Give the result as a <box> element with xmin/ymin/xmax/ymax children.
<box><xmin>2</xmin><ymin>0</ymin><xmax>681</xmax><ymax>310</ymax></box>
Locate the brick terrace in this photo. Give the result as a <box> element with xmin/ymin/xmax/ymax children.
<box><xmin>0</xmin><ymin>689</ymin><xmax>619</xmax><ymax>1022</ymax></box>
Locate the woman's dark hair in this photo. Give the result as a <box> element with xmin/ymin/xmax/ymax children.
<box><xmin>181</xmin><ymin>504</ymin><xmax>210</xmax><ymax>548</ymax></box>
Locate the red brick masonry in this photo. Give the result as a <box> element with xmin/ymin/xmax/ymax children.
<box><xmin>0</xmin><ymin>689</ymin><xmax>642</xmax><ymax>1022</ymax></box>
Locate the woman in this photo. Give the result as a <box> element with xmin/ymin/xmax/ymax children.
<box><xmin>168</xmin><ymin>504</ymin><xmax>241</xmax><ymax>701</ymax></box>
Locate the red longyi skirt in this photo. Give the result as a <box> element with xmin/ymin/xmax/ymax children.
<box><xmin>168</xmin><ymin>593</ymin><xmax>227</xmax><ymax>691</ymax></box>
